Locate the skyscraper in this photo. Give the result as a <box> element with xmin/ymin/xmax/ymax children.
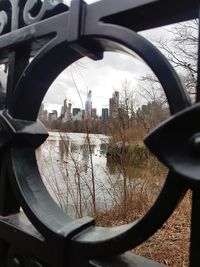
<box><xmin>67</xmin><ymin>103</ymin><xmax>72</xmax><ymax>120</ymax></box>
<box><xmin>85</xmin><ymin>90</ymin><xmax>92</xmax><ymax>119</ymax></box>
<box><xmin>49</xmin><ymin>110</ymin><xmax>58</xmax><ymax>120</ymax></box>
<box><xmin>102</xmin><ymin>108</ymin><xmax>109</xmax><ymax>119</ymax></box>
<box><xmin>91</xmin><ymin>108</ymin><xmax>97</xmax><ymax>119</ymax></box>
<box><xmin>60</xmin><ymin>105</ymin><xmax>65</xmax><ymax>119</ymax></box>
<box><xmin>73</xmin><ymin>108</ymin><xmax>81</xmax><ymax>117</ymax></box>
<box><xmin>62</xmin><ymin>99</ymin><xmax>72</xmax><ymax>121</ymax></box>
<box><xmin>63</xmin><ymin>99</ymin><xmax>68</xmax><ymax>114</ymax></box>
<box><xmin>109</xmin><ymin>91</ymin><xmax>119</xmax><ymax>118</ymax></box>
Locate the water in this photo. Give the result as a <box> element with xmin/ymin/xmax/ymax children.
<box><xmin>36</xmin><ymin>132</ymin><xmax>124</xmax><ymax>217</ymax></box>
<box><xmin>36</xmin><ymin>131</ymin><xmax>165</xmax><ymax>218</ymax></box>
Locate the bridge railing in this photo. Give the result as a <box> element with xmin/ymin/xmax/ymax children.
<box><xmin>0</xmin><ymin>0</ymin><xmax>199</xmax><ymax>266</ymax></box>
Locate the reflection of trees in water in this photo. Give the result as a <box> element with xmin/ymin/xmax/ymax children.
<box><xmin>100</xmin><ymin>143</ymin><xmax>107</xmax><ymax>156</ymax></box>
<box><xmin>58</xmin><ymin>139</ymin><xmax>96</xmax><ymax>165</ymax></box>
<box><xmin>59</xmin><ymin>140</ymin><xmax>69</xmax><ymax>161</ymax></box>
<box><xmin>80</xmin><ymin>144</ymin><xmax>95</xmax><ymax>162</ymax></box>
<box><xmin>57</xmin><ymin>137</ymin><xmax>98</xmax><ymax>177</ymax></box>
<box><xmin>70</xmin><ymin>142</ymin><xmax>79</xmax><ymax>153</ymax></box>
<box><xmin>106</xmin><ymin>158</ymin><xmax>165</xmax><ymax>197</ymax></box>
<box><xmin>81</xmin><ymin>144</ymin><xmax>95</xmax><ymax>154</ymax></box>
<box><xmin>106</xmin><ymin>158</ymin><xmax>120</xmax><ymax>175</ymax></box>
<box><xmin>81</xmin><ymin>144</ymin><xmax>89</xmax><ymax>162</ymax></box>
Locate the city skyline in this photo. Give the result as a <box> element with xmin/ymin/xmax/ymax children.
<box><xmin>42</xmin><ymin>45</ymin><xmax>151</xmax><ymax>116</ymax></box>
<box><xmin>39</xmin><ymin>89</ymin><xmax>120</xmax><ymax>121</ymax></box>
<box><xmin>42</xmin><ymin>24</ymin><xmax>178</xmax><ymax>117</ymax></box>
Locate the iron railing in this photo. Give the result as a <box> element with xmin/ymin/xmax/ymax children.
<box><xmin>0</xmin><ymin>0</ymin><xmax>199</xmax><ymax>266</ymax></box>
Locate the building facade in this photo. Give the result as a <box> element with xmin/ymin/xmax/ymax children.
<box><xmin>109</xmin><ymin>91</ymin><xmax>119</xmax><ymax>118</ymax></box>
<box><xmin>73</xmin><ymin>108</ymin><xmax>81</xmax><ymax>117</ymax></box>
<box><xmin>85</xmin><ymin>90</ymin><xmax>92</xmax><ymax>119</ymax></box>
<box><xmin>101</xmin><ymin>108</ymin><xmax>109</xmax><ymax>119</ymax></box>
<box><xmin>62</xmin><ymin>99</ymin><xmax>72</xmax><ymax>122</ymax></box>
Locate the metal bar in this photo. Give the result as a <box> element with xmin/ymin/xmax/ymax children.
<box><xmin>0</xmin><ymin>212</ymin><xmax>53</xmax><ymax>264</ymax></box>
<box><xmin>0</xmin><ymin>12</ymin><xmax>68</xmax><ymax>53</ymax></box>
<box><xmin>0</xmin><ymin>1</ymin><xmax>199</xmax><ymax>267</ymax></box>
<box><xmin>0</xmin><ymin>0</ymin><xmax>198</xmax><ymax>55</ymax></box>
<box><xmin>90</xmin><ymin>252</ymin><xmax>166</xmax><ymax>267</ymax></box>
<box><xmin>0</xmin><ymin>159</ymin><xmax>20</xmax><ymax>216</ymax></box>
<box><xmin>102</xmin><ymin>0</ymin><xmax>199</xmax><ymax>31</ymax></box>
<box><xmin>6</xmin><ymin>46</ymin><xmax>31</xmax><ymax>109</ymax></box>
<box><xmin>6</xmin><ymin>0</ymin><xmax>20</xmax><ymax>107</ymax></box>
<box><xmin>88</xmin><ymin>0</ymin><xmax>199</xmax><ymax>32</ymax></box>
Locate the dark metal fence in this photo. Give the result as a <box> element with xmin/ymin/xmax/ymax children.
<box><xmin>0</xmin><ymin>0</ymin><xmax>199</xmax><ymax>266</ymax></box>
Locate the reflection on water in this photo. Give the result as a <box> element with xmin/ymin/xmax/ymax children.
<box><xmin>36</xmin><ymin>132</ymin><xmax>165</xmax><ymax>218</ymax></box>
<box><xmin>36</xmin><ymin>132</ymin><xmax>115</xmax><ymax>217</ymax></box>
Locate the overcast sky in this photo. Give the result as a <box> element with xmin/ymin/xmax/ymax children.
<box><xmin>44</xmin><ymin>51</ymin><xmax>152</xmax><ymax>114</ymax></box>
<box><xmin>43</xmin><ymin>0</ymin><xmax>178</xmax><ymax>115</ymax></box>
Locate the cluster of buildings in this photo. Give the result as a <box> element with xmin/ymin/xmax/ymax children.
<box><xmin>39</xmin><ymin>90</ymin><xmax>120</xmax><ymax>122</ymax></box>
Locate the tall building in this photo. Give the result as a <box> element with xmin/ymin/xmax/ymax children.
<box><xmin>73</xmin><ymin>110</ymin><xmax>84</xmax><ymax>121</ymax></box>
<box><xmin>60</xmin><ymin>106</ymin><xmax>65</xmax><ymax>120</ymax></box>
<box><xmin>102</xmin><ymin>108</ymin><xmax>109</xmax><ymax>119</ymax></box>
<box><xmin>85</xmin><ymin>90</ymin><xmax>92</xmax><ymax>119</ymax></box>
<box><xmin>62</xmin><ymin>99</ymin><xmax>72</xmax><ymax>121</ymax></box>
<box><xmin>67</xmin><ymin>103</ymin><xmax>72</xmax><ymax>120</ymax></box>
<box><xmin>38</xmin><ymin>103</ymin><xmax>48</xmax><ymax>120</ymax></box>
<box><xmin>73</xmin><ymin>108</ymin><xmax>81</xmax><ymax>117</ymax></box>
<box><xmin>49</xmin><ymin>110</ymin><xmax>58</xmax><ymax>120</ymax></box>
<box><xmin>109</xmin><ymin>91</ymin><xmax>119</xmax><ymax>118</ymax></box>
<box><xmin>63</xmin><ymin>99</ymin><xmax>68</xmax><ymax>114</ymax></box>
<box><xmin>91</xmin><ymin>108</ymin><xmax>97</xmax><ymax>119</ymax></box>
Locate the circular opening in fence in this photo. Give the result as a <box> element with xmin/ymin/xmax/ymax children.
<box><xmin>36</xmin><ymin>48</ymin><xmax>169</xmax><ymax>224</ymax></box>
<box><xmin>4</xmin><ymin>20</ymin><xmax>193</xmax><ymax>265</ymax></box>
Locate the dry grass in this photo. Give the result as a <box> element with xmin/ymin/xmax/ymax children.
<box><xmin>95</xmin><ymin>190</ymin><xmax>152</xmax><ymax>225</ymax></box>
<box><xmin>95</xmin><ymin>191</ymin><xmax>191</xmax><ymax>267</ymax></box>
<box><xmin>109</xmin><ymin>125</ymin><xmax>146</xmax><ymax>145</ymax></box>
<box><xmin>134</xmin><ymin>192</ymin><xmax>191</xmax><ymax>266</ymax></box>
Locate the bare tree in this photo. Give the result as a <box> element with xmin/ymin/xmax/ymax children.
<box><xmin>155</xmin><ymin>19</ymin><xmax>198</xmax><ymax>95</ymax></box>
<box><xmin>118</xmin><ymin>79</ymin><xmax>137</xmax><ymax>128</ymax></box>
<box><xmin>135</xmin><ymin>73</ymin><xmax>169</xmax><ymax>132</ymax></box>
<box><xmin>134</xmin><ymin>20</ymin><xmax>198</xmax><ymax>131</ymax></box>
<box><xmin>138</xmin><ymin>74</ymin><xmax>166</xmax><ymax>105</ymax></box>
